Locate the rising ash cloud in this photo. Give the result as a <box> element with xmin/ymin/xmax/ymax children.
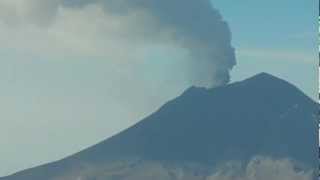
<box><xmin>0</xmin><ymin>0</ymin><xmax>236</xmax><ymax>87</ymax></box>
<box><xmin>63</xmin><ymin>0</ymin><xmax>237</xmax><ymax>86</ymax></box>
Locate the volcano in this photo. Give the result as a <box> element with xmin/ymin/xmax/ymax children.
<box><xmin>1</xmin><ymin>73</ymin><xmax>317</xmax><ymax>180</ymax></box>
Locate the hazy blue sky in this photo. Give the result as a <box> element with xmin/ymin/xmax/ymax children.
<box><xmin>212</xmin><ymin>0</ymin><xmax>317</xmax><ymax>99</ymax></box>
<box><xmin>0</xmin><ymin>0</ymin><xmax>317</xmax><ymax>176</ymax></box>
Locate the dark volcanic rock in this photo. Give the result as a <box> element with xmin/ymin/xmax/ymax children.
<box><xmin>1</xmin><ymin>73</ymin><xmax>317</xmax><ymax>180</ymax></box>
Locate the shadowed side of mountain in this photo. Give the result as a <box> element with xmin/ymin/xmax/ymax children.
<box><xmin>1</xmin><ymin>73</ymin><xmax>317</xmax><ymax>180</ymax></box>
<box><xmin>69</xmin><ymin>73</ymin><xmax>316</xmax><ymax>164</ymax></box>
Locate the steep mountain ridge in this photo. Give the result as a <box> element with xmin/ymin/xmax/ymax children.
<box><xmin>1</xmin><ymin>73</ymin><xmax>317</xmax><ymax>180</ymax></box>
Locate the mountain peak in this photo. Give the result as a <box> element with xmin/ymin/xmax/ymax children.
<box><xmin>244</xmin><ymin>72</ymin><xmax>282</xmax><ymax>82</ymax></box>
<box><xmin>231</xmin><ymin>72</ymin><xmax>303</xmax><ymax>96</ymax></box>
<box><xmin>254</xmin><ymin>72</ymin><xmax>275</xmax><ymax>78</ymax></box>
<box><xmin>1</xmin><ymin>73</ymin><xmax>316</xmax><ymax>180</ymax></box>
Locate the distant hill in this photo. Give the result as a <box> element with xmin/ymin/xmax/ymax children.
<box><xmin>1</xmin><ymin>73</ymin><xmax>317</xmax><ymax>180</ymax></box>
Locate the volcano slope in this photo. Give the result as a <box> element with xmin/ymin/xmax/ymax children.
<box><xmin>1</xmin><ymin>73</ymin><xmax>317</xmax><ymax>180</ymax></box>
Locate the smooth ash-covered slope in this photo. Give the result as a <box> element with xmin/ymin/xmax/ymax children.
<box><xmin>1</xmin><ymin>73</ymin><xmax>317</xmax><ymax>180</ymax></box>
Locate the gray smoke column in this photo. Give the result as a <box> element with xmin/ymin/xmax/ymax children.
<box><xmin>62</xmin><ymin>0</ymin><xmax>236</xmax><ymax>87</ymax></box>
<box><xmin>0</xmin><ymin>0</ymin><xmax>236</xmax><ymax>87</ymax></box>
